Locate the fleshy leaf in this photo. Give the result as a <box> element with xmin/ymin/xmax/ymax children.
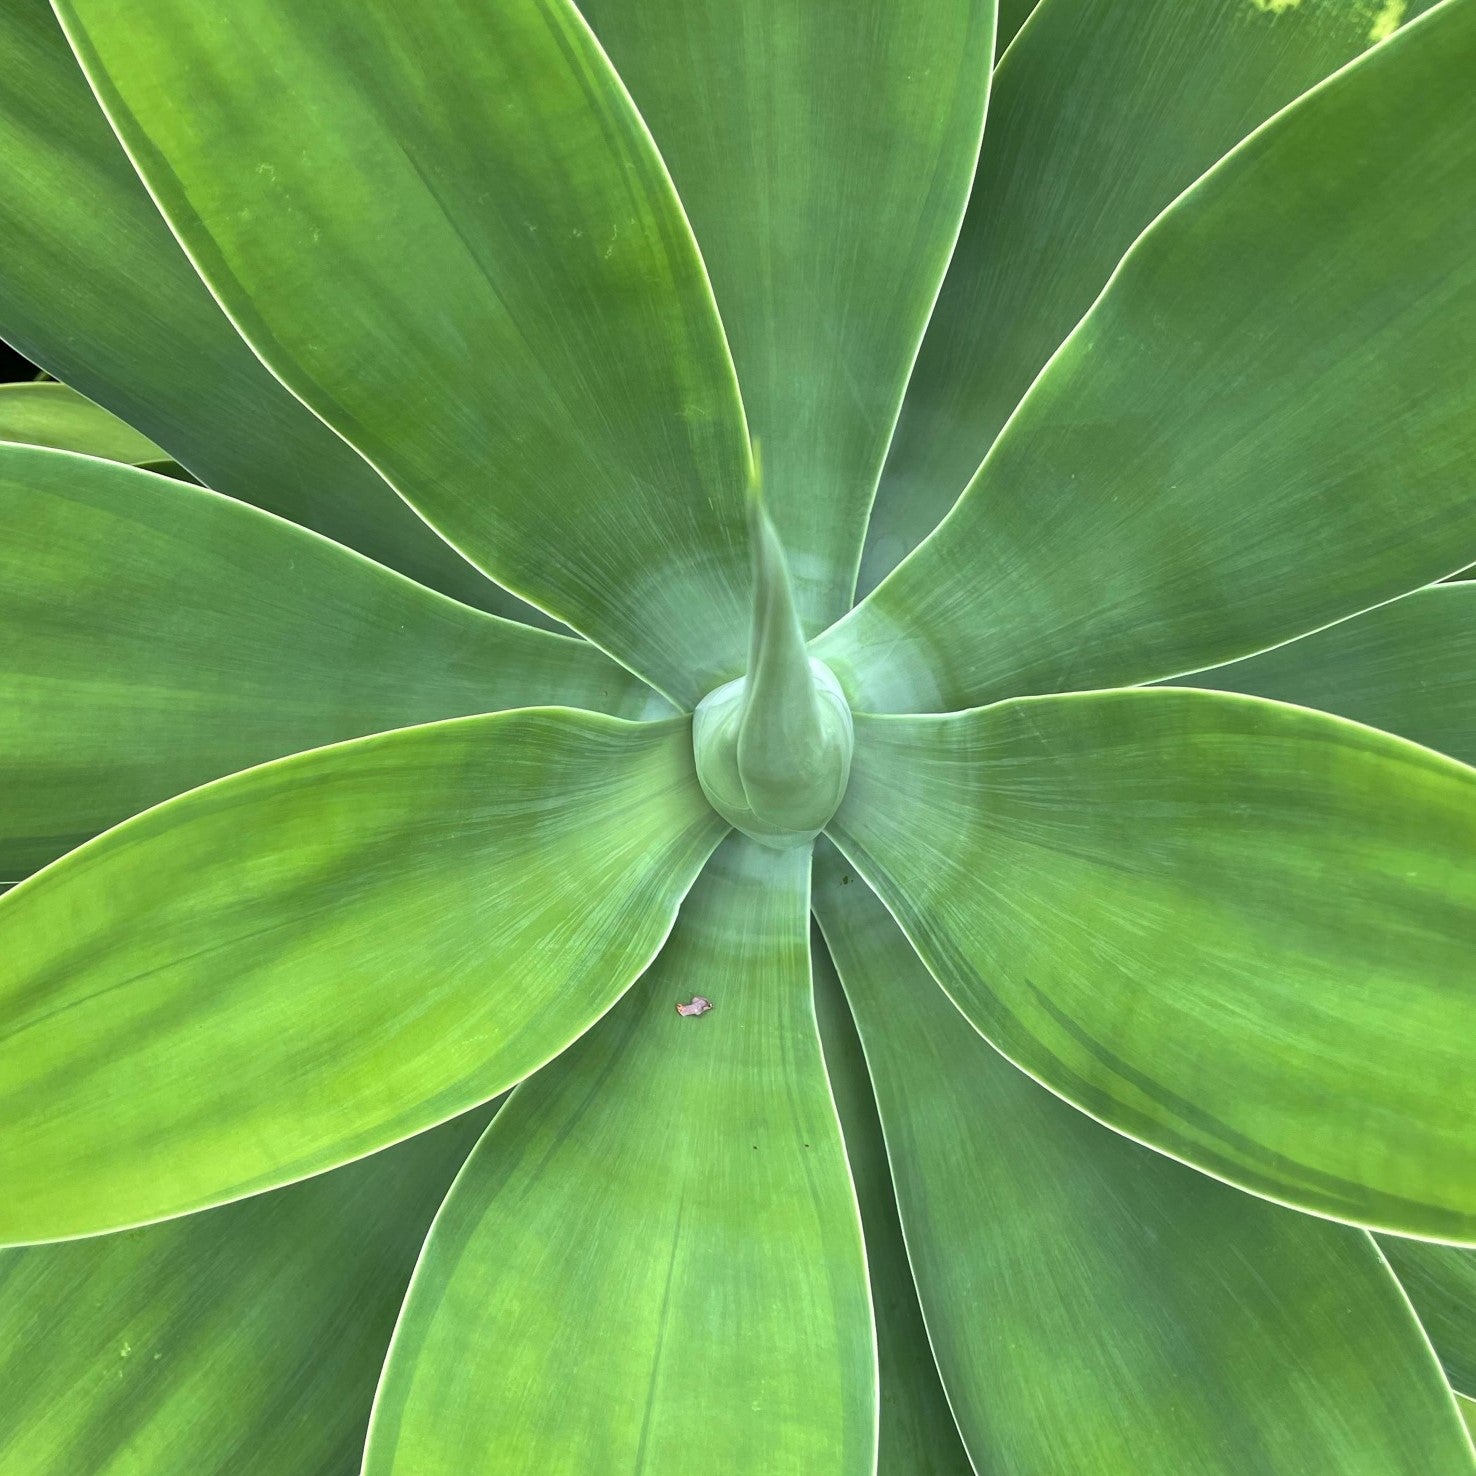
<box><xmin>828</xmin><ymin>688</ymin><xmax>1476</xmax><ymax>1240</ymax></box>
<box><xmin>579</xmin><ymin>0</ymin><xmax>995</xmax><ymax>627</ymax></box>
<box><xmin>812</xmin><ymin>851</ymin><xmax>1476</xmax><ymax>1474</ymax></box>
<box><xmin>0</xmin><ymin>445</ymin><xmax>657</xmax><ymax>882</ymax></box>
<box><xmin>823</xmin><ymin>1</ymin><xmax>1476</xmax><ymax>712</ymax></box>
<box><xmin>0</xmin><ymin>709</ymin><xmax>723</xmax><ymax>1243</ymax></box>
<box><xmin>0</xmin><ymin>0</ymin><xmax>527</xmax><ymax>619</ymax></box>
<box><xmin>57</xmin><ymin>0</ymin><xmax>757</xmax><ymax>705</ymax></box>
<box><xmin>861</xmin><ymin>0</ymin><xmax>1441</xmax><ymax>591</ymax></box>
<box><xmin>1380</xmin><ymin>1237</ymin><xmax>1476</xmax><ymax>1397</ymax></box>
<box><xmin>0</xmin><ymin>380</ymin><xmax>165</xmax><ymax>466</ymax></box>
<box><xmin>1166</xmin><ymin>584</ymin><xmax>1476</xmax><ymax>767</ymax></box>
<box><xmin>811</xmin><ymin>917</ymin><xmax>972</xmax><ymax>1475</ymax></box>
<box><xmin>0</xmin><ymin>1104</ymin><xmax>494</xmax><ymax>1476</ymax></box>
<box><xmin>364</xmin><ymin>838</ymin><xmax>875</xmax><ymax>1475</ymax></box>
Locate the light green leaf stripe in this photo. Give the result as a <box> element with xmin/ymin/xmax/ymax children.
<box><xmin>1460</xmin><ymin>1395</ymin><xmax>1476</xmax><ymax>1441</ymax></box>
<box><xmin>828</xmin><ymin>688</ymin><xmax>1476</xmax><ymax>1240</ymax></box>
<box><xmin>811</xmin><ymin>919</ymin><xmax>972</xmax><ymax>1476</ymax></box>
<box><xmin>580</xmin><ymin>0</ymin><xmax>995</xmax><ymax>628</ymax></box>
<box><xmin>0</xmin><ymin>709</ymin><xmax>724</xmax><ymax>1244</ymax></box>
<box><xmin>365</xmin><ymin>838</ymin><xmax>875</xmax><ymax>1476</ymax></box>
<box><xmin>0</xmin><ymin>445</ymin><xmax>657</xmax><ymax>883</ymax></box>
<box><xmin>0</xmin><ymin>1104</ymin><xmax>494</xmax><ymax>1476</ymax></box>
<box><xmin>0</xmin><ymin>381</ymin><xmax>165</xmax><ymax>465</ymax></box>
<box><xmin>861</xmin><ymin>0</ymin><xmax>1441</xmax><ymax>593</ymax></box>
<box><xmin>0</xmin><ymin>0</ymin><xmax>525</xmax><ymax>620</ymax></box>
<box><xmin>812</xmin><ymin>850</ymin><xmax>1476</xmax><ymax>1475</ymax></box>
<box><xmin>824</xmin><ymin>0</ymin><xmax>1476</xmax><ymax>713</ymax></box>
<box><xmin>1381</xmin><ymin>1238</ymin><xmax>1476</xmax><ymax>1396</ymax></box>
<box><xmin>57</xmin><ymin>0</ymin><xmax>756</xmax><ymax>707</ymax></box>
<box><xmin>1166</xmin><ymin>584</ymin><xmax>1476</xmax><ymax>767</ymax></box>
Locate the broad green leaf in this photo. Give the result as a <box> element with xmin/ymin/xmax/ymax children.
<box><xmin>824</xmin><ymin>1</ymin><xmax>1476</xmax><ymax>712</ymax></box>
<box><xmin>365</xmin><ymin>838</ymin><xmax>875</xmax><ymax>1475</ymax></box>
<box><xmin>1166</xmin><ymin>584</ymin><xmax>1476</xmax><ymax>767</ymax></box>
<box><xmin>860</xmin><ymin>0</ymin><xmax>1443</xmax><ymax>594</ymax></box>
<box><xmin>0</xmin><ymin>709</ymin><xmax>723</xmax><ymax>1244</ymax></box>
<box><xmin>1381</xmin><ymin>1238</ymin><xmax>1476</xmax><ymax>1396</ymax></box>
<box><xmin>828</xmin><ymin>688</ymin><xmax>1476</xmax><ymax>1240</ymax></box>
<box><xmin>812</xmin><ymin>851</ymin><xmax>1476</xmax><ymax>1474</ymax></box>
<box><xmin>1460</xmin><ymin>1395</ymin><xmax>1476</xmax><ymax>1440</ymax></box>
<box><xmin>0</xmin><ymin>445</ymin><xmax>657</xmax><ymax>882</ymax></box>
<box><xmin>579</xmin><ymin>0</ymin><xmax>995</xmax><ymax>628</ymax></box>
<box><xmin>0</xmin><ymin>380</ymin><xmax>164</xmax><ymax>466</ymax></box>
<box><xmin>812</xmin><ymin>920</ymin><xmax>972</xmax><ymax>1476</ymax></box>
<box><xmin>58</xmin><ymin>0</ymin><xmax>756</xmax><ymax>707</ymax></box>
<box><xmin>0</xmin><ymin>0</ymin><xmax>527</xmax><ymax>620</ymax></box>
<box><xmin>0</xmin><ymin>1104</ymin><xmax>493</xmax><ymax>1476</ymax></box>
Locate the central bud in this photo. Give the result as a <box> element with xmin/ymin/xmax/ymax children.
<box><xmin>693</xmin><ymin>485</ymin><xmax>853</xmax><ymax>850</ymax></box>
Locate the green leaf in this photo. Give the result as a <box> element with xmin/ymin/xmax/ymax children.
<box><xmin>1380</xmin><ymin>1237</ymin><xmax>1476</xmax><ymax>1397</ymax></box>
<box><xmin>0</xmin><ymin>709</ymin><xmax>723</xmax><ymax>1244</ymax></box>
<box><xmin>0</xmin><ymin>1104</ymin><xmax>493</xmax><ymax>1476</ymax></box>
<box><xmin>860</xmin><ymin>0</ymin><xmax>1443</xmax><ymax>595</ymax></box>
<box><xmin>824</xmin><ymin>1</ymin><xmax>1476</xmax><ymax>712</ymax></box>
<box><xmin>1459</xmin><ymin>1394</ymin><xmax>1476</xmax><ymax>1441</ymax></box>
<box><xmin>365</xmin><ymin>838</ymin><xmax>874</xmax><ymax>1475</ymax></box>
<box><xmin>828</xmin><ymin>688</ymin><xmax>1476</xmax><ymax>1240</ymax></box>
<box><xmin>0</xmin><ymin>444</ymin><xmax>658</xmax><ymax>882</ymax></box>
<box><xmin>1166</xmin><ymin>584</ymin><xmax>1476</xmax><ymax>767</ymax></box>
<box><xmin>0</xmin><ymin>380</ymin><xmax>165</xmax><ymax>465</ymax></box>
<box><xmin>0</xmin><ymin>0</ymin><xmax>528</xmax><ymax>620</ymax></box>
<box><xmin>812</xmin><ymin>850</ymin><xmax>1476</xmax><ymax>1474</ymax></box>
<box><xmin>811</xmin><ymin>916</ymin><xmax>972</xmax><ymax>1475</ymax></box>
<box><xmin>578</xmin><ymin>0</ymin><xmax>995</xmax><ymax>628</ymax></box>
<box><xmin>995</xmin><ymin>0</ymin><xmax>1037</xmax><ymax>55</ymax></box>
<box><xmin>57</xmin><ymin>0</ymin><xmax>757</xmax><ymax>707</ymax></box>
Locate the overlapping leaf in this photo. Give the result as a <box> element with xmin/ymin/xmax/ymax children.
<box><xmin>813</xmin><ymin>850</ymin><xmax>1476</xmax><ymax>1473</ymax></box>
<box><xmin>0</xmin><ymin>445</ymin><xmax>656</xmax><ymax>880</ymax></box>
<box><xmin>57</xmin><ymin>0</ymin><xmax>758</xmax><ymax>704</ymax></box>
<box><xmin>366</xmin><ymin>839</ymin><xmax>874</xmax><ymax>1474</ymax></box>
<box><xmin>0</xmin><ymin>710</ymin><xmax>722</xmax><ymax>1242</ymax></box>
<box><xmin>823</xmin><ymin>1</ymin><xmax>1476</xmax><ymax>711</ymax></box>
<box><xmin>829</xmin><ymin>689</ymin><xmax>1476</xmax><ymax>1240</ymax></box>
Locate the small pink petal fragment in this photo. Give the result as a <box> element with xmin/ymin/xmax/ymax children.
<box><xmin>676</xmin><ymin>996</ymin><xmax>713</xmax><ymax>1017</ymax></box>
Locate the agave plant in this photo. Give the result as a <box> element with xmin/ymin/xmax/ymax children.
<box><xmin>3</xmin><ymin>0</ymin><xmax>1476</xmax><ymax>1469</ymax></box>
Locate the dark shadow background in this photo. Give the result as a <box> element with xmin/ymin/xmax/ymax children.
<box><xmin>0</xmin><ymin>340</ymin><xmax>38</xmax><ymax>381</ymax></box>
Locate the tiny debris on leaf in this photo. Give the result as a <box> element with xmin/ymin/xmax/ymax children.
<box><xmin>675</xmin><ymin>996</ymin><xmax>713</xmax><ymax>1017</ymax></box>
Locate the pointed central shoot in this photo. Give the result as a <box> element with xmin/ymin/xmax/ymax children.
<box><xmin>693</xmin><ymin>488</ymin><xmax>853</xmax><ymax>849</ymax></box>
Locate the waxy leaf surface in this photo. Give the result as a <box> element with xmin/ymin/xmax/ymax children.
<box><xmin>829</xmin><ymin>689</ymin><xmax>1476</xmax><ymax>1240</ymax></box>
<box><xmin>0</xmin><ymin>445</ymin><xmax>654</xmax><ymax>881</ymax></box>
<box><xmin>581</xmin><ymin>0</ymin><xmax>995</xmax><ymax>626</ymax></box>
<box><xmin>823</xmin><ymin>2</ymin><xmax>1476</xmax><ymax>711</ymax></box>
<box><xmin>0</xmin><ymin>0</ymin><xmax>520</xmax><ymax>617</ymax></box>
<box><xmin>813</xmin><ymin>852</ymin><xmax>1476</xmax><ymax>1474</ymax></box>
<box><xmin>0</xmin><ymin>381</ymin><xmax>165</xmax><ymax>467</ymax></box>
<box><xmin>1381</xmin><ymin>1237</ymin><xmax>1476</xmax><ymax>1397</ymax></box>
<box><xmin>58</xmin><ymin>0</ymin><xmax>756</xmax><ymax>704</ymax></box>
<box><xmin>366</xmin><ymin>838</ymin><xmax>874</xmax><ymax>1475</ymax></box>
<box><xmin>0</xmin><ymin>1106</ymin><xmax>493</xmax><ymax>1476</ymax></box>
<box><xmin>0</xmin><ymin>710</ymin><xmax>722</xmax><ymax>1242</ymax></box>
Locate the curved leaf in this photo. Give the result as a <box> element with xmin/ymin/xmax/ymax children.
<box><xmin>1381</xmin><ymin>1237</ymin><xmax>1476</xmax><ymax>1396</ymax></box>
<box><xmin>0</xmin><ymin>445</ymin><xmax>657</xmax><ymax>882</ymax></box>
<box><xmin>0</xmin><ymin>709</ymin><xmax>723</xmax><ymax>1244</ymax></box>
<box><xmin>57</xmin><ymin>0</ymin><xmax>756</xmax><ymax>706</ymax></box>
<box><xmin>828</xmin><ymin>688</ymin><xmax>1476</xmax><ymax>1240</ymax></box>
<box><xmin>822</xmin><ymin>1</ymin><xmax>1476</xmax><ymax>712</ymax></box>
<box><xmin>0</xmin><ymin>380</ymin><xmax>164</xmax><ymax>465</ymax></box>
<box><xmin>0</xmin><ymin>0</ymin><xmax>525</xmax><ymax>619</ymax></box>
<box><xmin>1167</xmin><ymin>584</ymin><xmax>1476</xmax><ymax>766</ymax></box>
<box><xmin>861</xmin><ymin>0</ymin><xmax>1442</xmax><ymax>592</ymax></box>
<box><xmin>0</xmin><ymin>1104</ymin><xmax>493</xmax><ymax>1476</ymax></box>
<box><xmin>812</xmin><ymin>919</ymin><xmax>972</xmax><ymax>1475</ymax></box>
<box><xmin>365</xmin><ymin>838</ymin><xmax>874</xmax><ymax>1475</ymax></box>
<box><xmin>995</xmin><ymin>0</ymin><xmax>1037</xmax><ymax>55</ymax></box>
<box><xmin>812</xmin><ymin>851</ymin><xmax>1476</xmax><ymax>1474</ymax></box>
<box><xmin>580</xmin><ymin>0</ymin><xmax>995</xmax><ymax>627</ymax></box>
